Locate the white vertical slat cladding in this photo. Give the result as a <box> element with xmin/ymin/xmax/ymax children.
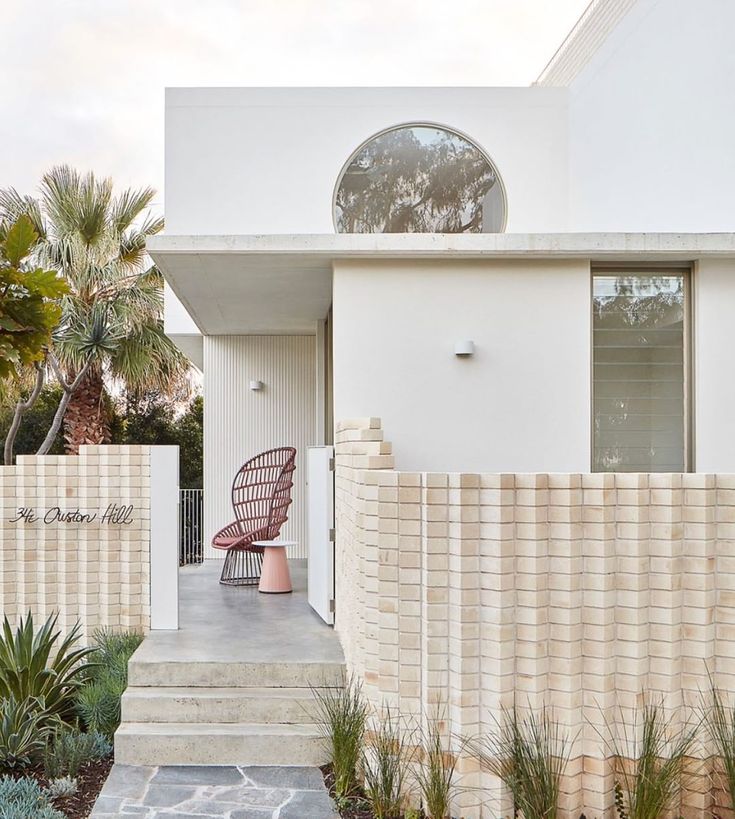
<box><xmin>204</xmin><ymin>336</ymin><xmax>316</xmax><ymax>559</ymax></box>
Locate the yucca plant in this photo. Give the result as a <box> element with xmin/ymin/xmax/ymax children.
<box><xmin>361</xmin><ymin>704</ymin><xmax>413</xmax><ymax>819</ymax></box>
<box><xmin>311</xmin><ymin>675</ymin><xmax>368</xmax><ymax>804</ymax></box>
<box><xmin>0</xmin><ymin>613</ymin><xmax>96</xmax><ymax>726</ymax></box>
<box><xmin>702</xmin><ymin>681</ymin><xmax>735</xmax><ymax>812</ymax></box>
<box><xmin>602</xmin><ymin>700</ymin><xmax>696</xmax><ymax>819</ymax></box>
<box><xmin>0</xmin><ymin>697</ymin><xmax>49</xmax><ymax>769</ymax></box>
<box><xmin>468</xmin><ymin>705</ymin><xmax>570</xmax><ymax>819</ymax></box>
<box><xmin>414</xmin><ymin>713</ymin><xmax>463</xmax><ymax>819</ymax></box>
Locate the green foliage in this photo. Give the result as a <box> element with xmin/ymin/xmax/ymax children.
<box><xmin>43</xmin><ymin>727</ymin><xmax>111</xmax><ymax>779</ymax></box>
<box><xmin>0</xmin><ymin>167</ymin><xmax>190</xmax><ymax>397</ymax></box>
<box><xmin>0</xmin><ymin>215</ymin><xmax>67</xmax><ymax>378</ymax></box>
<box><xmin>76</xmin><ymin>679</ymin><xmax>122</xmax><ymax>739</ymax></box>
<box><xmin>0</xmin><ymin>775</ymin><xmax>64</xmax><ymax>819</ymax></box>
<box><xmin>311</xmin><ymin>676</ymin><xmax>368</xmax><ymax>803</ymax></box>
<box><xmin>0</xmin><ymin>697</ymin><xmax>48</xmax><ymax>770</ymax></box>
<box><xmin>111</xmin><ymin>391</ymin><xmax>203</xmax><ymax>488</ymax></box>
<box><xmin>76</xmin><ymin>629</ymin><xmax>143</xmax><ymax>738</ymax></box>
<box><xmin>0</xmin><ymin>613</ymin><xmax>96</xmax><ymax>726</ymax></box>
<box><xmin>414</xmin><ymin>713</ymin><xmax>462</xmax><ymax>819</ymax></box>
<box><xmin>0</xmin><ymin>385</ymin><xmax>65</xmax><ymax>456</ymax></box>
<box><xmin>602</xmin><ymin>700</ymin><xmax>696</xmax><ymax>819</ymax></box>
<box><xmin>702</xmin><ymin>682</ymin><xmax>735</xmax><ymax>814</ymax></box>
<box><xmin>361</xmin><ymin>705</ymin><xmax>412</xmax><ymax>819</ymax></box>
<box><xmin>0</xmin><ymin>387</ymin><xmax>202</xmax><ymax>475</ymax></box>
<box><xmin>92</xmin><ymin>628</ymin><xmax>144</xmax><ymax>669</ymax></box>
<box><xmin>469</xmin><ymin>705</ymin><xmax>570</xmax><ymax>819</ymax></box>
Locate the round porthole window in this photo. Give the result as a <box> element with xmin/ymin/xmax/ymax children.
<box><xmin>334</xmin><ymin>123</ymin><xmax>506</xmax><ymax>234</ymax></box>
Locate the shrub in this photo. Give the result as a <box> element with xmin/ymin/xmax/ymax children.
<box><xmin>602</xmin><ymin>699</ymin><xmax>696</xmax><ymax>819</ymax></box>
<box><xmin>44</xmin><ymin>728</ymin><xmax>112</xmax><ymax>779</ymax></box>
<box><xmin>91</xmin><ymin>629</ymin><xmax>144</xmax><ymax>675</ymax></box>
<box><xmin>0</xmin><ymin>612</ymin><xmax>95</xmax><ymax>726</ymax></box>
<box><xmin>46</xmin><ymin>776</ymin><xmax>78</xmax><ymax>799</ymax></box>
<box><xmin>311</xmin><ymin>675</ymin><xmax>368</xmax><ymax>803</ymax></box>
<box><xmin>76</xmin><ymin>676</ymin><xmax>125</xmax><ymax>738</ymax></box>
<box><xmin>468</xmin><ymin>705</ymin><xmax>570</xmax><ymax>819</ymax></box>
<box><xmin>702</xmin><ymin>682</ymin><xmax>735</xmax><ymax>812</ymax></box>
<box><xmin>0</xmin><ymin>775</ymin><xmax>64</xmax><ymax>819</ymax></box>
<box><xmin>0</xmin><ymin>697</ymin><xmax>48</xmax><ymax>770</ymax></box>
<box><xmin>76</xmin><ymin>628</ymin><xmax>143</xmax><ymax>738</ymax></box>
<box><xmin>414</xmin><ymin>713</ymin><xmax>462</xmax><ymax>819</ymax></box>
<box><xmin>361</xmin><ymin>705</ymin><xmax>412</xmax><ymax>819</ymax></box>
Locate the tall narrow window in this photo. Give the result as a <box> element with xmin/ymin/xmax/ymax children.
<box><xmin>592</xmin><ymin>270</ymin><xmax>689</xmax><ymax>472</ymax></box>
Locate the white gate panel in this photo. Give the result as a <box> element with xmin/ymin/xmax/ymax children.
<box><xmin>307</xmin><ymin>446</ymin><xmax>334</xmax><ymax>624</ymax></box>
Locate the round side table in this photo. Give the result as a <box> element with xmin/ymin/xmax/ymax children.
<box><xmin>254</xmin><ymin>540</ymin><xmax>296</xmax><ymax>594</ymax></box>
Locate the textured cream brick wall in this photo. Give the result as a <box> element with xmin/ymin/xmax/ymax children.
<box><xmin>334</xmin><ymin>418</ymin><xmax>735</xmax><ymax>819</ymax></box>
<box><xmin>0</xmin><ymin>445</ymin><xmax>153</xmax><ymax>639</ymax></box>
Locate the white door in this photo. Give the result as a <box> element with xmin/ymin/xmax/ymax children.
<box><xmin>307</xmin><ymin>446</ymin><xmax>334</xmax><ymax>624</ymax></box>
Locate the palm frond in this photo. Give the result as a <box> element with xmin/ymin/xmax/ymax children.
<box><xmin>107</xmin><ymin>323</ymin><xmax>190</xmax><ymax>395</ymax></box>
<box><xmin>3</xmin><ymin>165</ymin><xmax>190</xmax><ymax>414</ymax></box>
<box><xmin>0</xmin><ymin>189</ymin><xmax>46</xmax><ymax>239</ymax></box>
<box><xmin>108</xmin><ymin>268</ymin><xmax>164</xmax><ymax>320</ymax></box>
<box><xmin>109</xmin><ymin>187</ymin><xmax>156</xmax><ymax>235</ymax></box>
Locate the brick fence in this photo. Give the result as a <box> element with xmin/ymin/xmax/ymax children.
<box><xmin>0</xmin><ymin>445</ymin><xmax>178</xmax><ymax>640</ymax></box>
<box><xmin>334</xmin><ymin>417</ymin><xmax>735</xmax><ymax>818</ymax></box>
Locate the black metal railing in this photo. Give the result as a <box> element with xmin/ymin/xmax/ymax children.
<box><xmin>179</xmin><ymin>489</ymin><xmax>204</xmax><ymax>565</ymax></box>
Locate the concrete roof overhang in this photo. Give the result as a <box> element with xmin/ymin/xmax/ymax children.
<box><xmin>148</xmin><ymin>233</ymin><xmax>735</xmax><ymax>335</ymax></box>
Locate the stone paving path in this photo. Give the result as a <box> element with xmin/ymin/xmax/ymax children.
<box><xmin>90</xmin><ymin>764</ymin><xmax>339</xmax><ymax>818</ymax></box>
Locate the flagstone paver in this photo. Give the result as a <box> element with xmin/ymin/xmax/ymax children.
<box><xmin>90</xmin><ymin>765</ymin><xmax>339</xmax><ymax>818</ymax></box>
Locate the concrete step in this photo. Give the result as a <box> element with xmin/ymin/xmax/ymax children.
<box><xmin>115</xmin><ymin>722</ymin><xmax>328</xmax><ymax>766</ymax></box>
<box><xmin>128</xmin><ymin>660</ymin><xmax>344</xmax><ymax>688</ymax></box>
<box><xmin>121</xmin><ymin>686</ymin><xmax>320</xmax><ymax>724</ymax></box>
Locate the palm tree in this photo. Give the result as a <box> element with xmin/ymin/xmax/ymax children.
<box><xmin>0</xmin><ymin>166</ymin><xmax>190</xmax><ymax>453</ymax></box>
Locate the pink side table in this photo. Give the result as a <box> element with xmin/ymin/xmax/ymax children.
<box><xmin>255</xmin><ymin>540</ymin><xmax>295</xmax><ymax>594</ymax></box>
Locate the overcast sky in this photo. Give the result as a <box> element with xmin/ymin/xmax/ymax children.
<box><xmin>1</xmin><ymin>0</ymin><xmax>588</xmax><ymax>208</ymax></box>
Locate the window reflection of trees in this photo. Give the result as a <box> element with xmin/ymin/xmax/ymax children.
<box><xmin>335</xmin><ymin>126</ymin><xmax>504</xmax><ymax>234</ymax></box>
<box><xmin>593</xmin><ymin>275</ymin><xmax>685</xmax><ymax>473</ymax></box>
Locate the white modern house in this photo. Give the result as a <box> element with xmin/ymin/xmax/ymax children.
<box><xmin>145</xmin><ymin>0</ymin><xmax>735</xmax><ymax>814</ymax></box>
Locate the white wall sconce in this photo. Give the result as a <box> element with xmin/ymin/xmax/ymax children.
<box><xmin>249</xmin><ymin>380</ymin><xmax>264</xmax><ymax>391</ymax></box>
<box><xmin>454</xmin><ymin>340</ymin><xmax>475</xmax><ymax>357</ymax></box>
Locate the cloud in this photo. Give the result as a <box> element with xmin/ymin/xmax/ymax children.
<box><xmin>0</xmin><ymin>0</ymin><xmax>587</xmax><ymax>202</ymax></box>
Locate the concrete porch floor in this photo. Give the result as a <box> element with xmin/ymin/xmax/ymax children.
<box><xmin>133</xmin><ymin>559</ymin><xmax>344</xmax><ymax>667</ymax></box>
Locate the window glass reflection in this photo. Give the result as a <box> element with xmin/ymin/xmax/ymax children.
<box><xmin>593</xmin><ymin>273</ymin><xmax>687</xmax><ymax>472</ymax></box>
<box><xmin>335</xmin><ymin>125</ymin><xmax>505</xmax><ymax>233</ymax></box>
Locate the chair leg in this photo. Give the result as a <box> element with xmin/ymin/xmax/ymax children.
<box><xmin>220</xmin><ymin>548</ymin><xmax>263</xmax><ymax>586</ymax></box>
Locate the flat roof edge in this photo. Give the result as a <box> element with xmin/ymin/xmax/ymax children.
<box><xmin>148</xmin><ymin>232</ymin><xmax>735</xmax><ymax>259</ymax></box>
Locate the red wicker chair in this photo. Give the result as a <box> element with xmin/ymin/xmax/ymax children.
<box><xmin>212</xmin><ymin>447</ymin><xmax>297</xmax><ymax>586</ymax></box>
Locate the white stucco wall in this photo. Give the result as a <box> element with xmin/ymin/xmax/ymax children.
<box><xmin>203</xmin><ymin>335</ymin><xmax>316</xmax><ymax>559</ymax></box>
<box><xmin>164</xmin><ymin>87</ymin><xmax>569</xmax><ymax>236</ymax></box>
<box><xmin>332</xmin><ymin>259</ymin><xmax>591</xmax><ymax>473</ymax></box>
<box><xmin>694</xmin><ymin>258</ymin><xmax>735</xmax><ymax>472</ymax></box>
<box><xmin>567</xmin><ymin>0</ymin><xmax>735</xmax><ymax>231</ymax></box>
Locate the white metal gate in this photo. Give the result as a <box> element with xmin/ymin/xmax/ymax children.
<box><xmin>307</xmin><ymin>446</ymin><xmax>335</xmax><ymax>625</ymax></box>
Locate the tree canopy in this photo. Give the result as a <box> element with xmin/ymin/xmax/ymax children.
<box><xmin>0</xmin><ymin>215</ymin><xmax>67</xmax><ymax>378</ymax></box>
<box><xmin>0</xmin><ymin>166</ymin><xmax>191</xmax><ymax>452</ymax></box>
